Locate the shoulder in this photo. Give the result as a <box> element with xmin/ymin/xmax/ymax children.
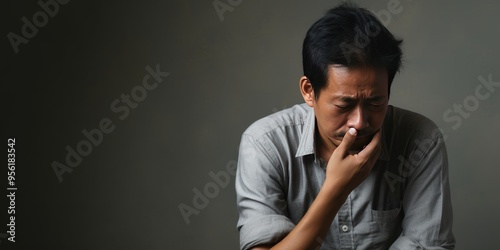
<box><xmin>388</xmin><ymin>105</ymin><xmax>442</xmax><ymax>140</ymax></box>
<box><xmin>386</xmin><ymin>106</ymin><xmax>446</xmax><ymax>159</ymax></box>
<box><xmin>243</xmin><ymin>103</ymin><xmax>311</xmax><ymax>141</ymax></box>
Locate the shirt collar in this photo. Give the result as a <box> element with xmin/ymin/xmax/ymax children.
<box><xmin>295</xmin><ymin>105</ymin><xmax>390</xmax><ymax>162</ymax></box>
<box><xmin>295</xmin><ymin>106</ymin><xmax>316</xmax><ymax>158</ymax></box>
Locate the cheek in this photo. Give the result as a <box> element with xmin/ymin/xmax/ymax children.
<box><xmin>316</xmin><ymin>107</ymin><xmax>344</xmax><ymax>133</ymax></box>
<box><xmin>323</xmin><ymin>111</ymin><xmax>348</xmax><ymax>133</ymax></box>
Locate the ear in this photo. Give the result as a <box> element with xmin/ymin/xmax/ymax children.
<box><xmin>299</xmin><ymin>76</ymin><xmax>315</xmax><ymax>107</ymax></box>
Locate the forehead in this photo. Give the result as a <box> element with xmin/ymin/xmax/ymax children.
<box><xmin>323</xmin><ymin>65</ymin><xmax>389</xmax><ymax>97</ymax></box>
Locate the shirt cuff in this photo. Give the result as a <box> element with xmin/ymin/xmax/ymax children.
<box><xmin>239</xmin><ymin>214</ymin><xmax>295</xmax><ymax>250</ymax></box>
<box><xmin>389</xmin><ymin>236</ymin><xmax>425</xmax><ymax>250</ymax></box>
<box><xmin>389</xmin><ymin>235</ymin><xmax>456</xmax><ymax>250</ymax></box>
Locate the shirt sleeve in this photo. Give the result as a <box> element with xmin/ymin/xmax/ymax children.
<box><xmin>235</xmin><ymin>133</ymin><xmax>295</xmax><ymax>250</ymax></box>
<box><xmin>389</xmin><ymin>128</ymin><xmax>455</xmax><ymax>249</ymax></box>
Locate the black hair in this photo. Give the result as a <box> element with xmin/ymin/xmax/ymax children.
<box><xmin>302</xmin><ymin>2</ymin><xmax>403</xmax><ymax>98</ymax></box>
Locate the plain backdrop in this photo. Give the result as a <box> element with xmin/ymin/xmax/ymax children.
<box><xmin>2</xmin><ymin>0</ymin><xmax>500</xmax><ymax>249</ymax></box>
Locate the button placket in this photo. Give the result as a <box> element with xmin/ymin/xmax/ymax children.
<box><xmin>338</xmin><ymin>194</ymin><xmax>355</xmax><ymax>249</ymax></box>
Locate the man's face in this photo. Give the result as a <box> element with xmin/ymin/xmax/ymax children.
<box><xmin>304</xmin><ymin>65</ymin><xmax>389</xmax><ymax>153</ymax></box>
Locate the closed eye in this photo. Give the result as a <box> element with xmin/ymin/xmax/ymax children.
<box><xmin>335</xmin><ymin>104</ymin><xmax>354</xmax><ymax>111</ymax></box>
<box><xmin>367</xmin><ymin>102</ymin><xmax>385</xmax><ymax>110</ymax></box>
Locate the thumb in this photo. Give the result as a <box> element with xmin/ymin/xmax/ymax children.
<box><xmin>336</xmin><ymin>127</ymin><xmax>357</xmax><ymax>156</ymax></box>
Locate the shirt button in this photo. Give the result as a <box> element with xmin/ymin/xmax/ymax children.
<box><xmin>341</xmin><ymin>225</ymin><xmax>349</xmax><ymax>232</ymax></box>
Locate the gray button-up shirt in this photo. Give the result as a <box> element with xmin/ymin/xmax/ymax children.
<box><xmin>236</xmin><ymin>103</ymin><xmax>455</xmax><ymax>250</ymax></box>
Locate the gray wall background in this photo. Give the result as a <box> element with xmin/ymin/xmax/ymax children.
<box><xmin>2</xmin><ymin>0</ymin><xmax>500</xmax><ymax>249</ymax></box>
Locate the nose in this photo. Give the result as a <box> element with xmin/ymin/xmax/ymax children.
<box><xmin>347</xmin><ymin>105</ymin><xmax>369</xmax><ymax>131</ymax></box>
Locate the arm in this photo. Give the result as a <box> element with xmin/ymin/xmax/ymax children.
<box><xmin>389</xmin><ymin>129</ymin><xmax>455</xmax><ymax>249</ymax></box>
<box><xmin>245</xmin><ymin>128</ymin><xmax>382</xmax><ymax>250</ymax></box>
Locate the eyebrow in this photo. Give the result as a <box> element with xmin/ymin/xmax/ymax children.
<box><xmin>333</xmin><ymin>95</ymin><xmax>386</xmax><ymax>102</ymax></box>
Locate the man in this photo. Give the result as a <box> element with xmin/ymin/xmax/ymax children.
<box><xmin>235</xmin><ymin>3</ymin><xmax>455</xmax><ymax>250</ymax></box>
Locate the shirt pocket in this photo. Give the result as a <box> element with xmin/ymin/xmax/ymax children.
<box><xmin>371</xmin><ymin>208</ymin><xmax>400</xmax><ymax>221</ymax></box>
<box><xmin>367</xmin><ymin>208</ymin><xmax>402</xmax><ymax>249</ymax></box>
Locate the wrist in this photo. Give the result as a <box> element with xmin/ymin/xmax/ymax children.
<box><xmin>321</xmin><ymin>178</ymin><xmax>350</xmax><ymax>202</ymax></box>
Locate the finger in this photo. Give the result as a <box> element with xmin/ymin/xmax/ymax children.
<box><xmin>335</xmin><ymin>127</ymin><xmax>357</xmax><ymax>157</ymax></box>
<box><xmin>357</xmin><ymin>129</ymin><xmax>382</xmax><ymax>159</ymax></box>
